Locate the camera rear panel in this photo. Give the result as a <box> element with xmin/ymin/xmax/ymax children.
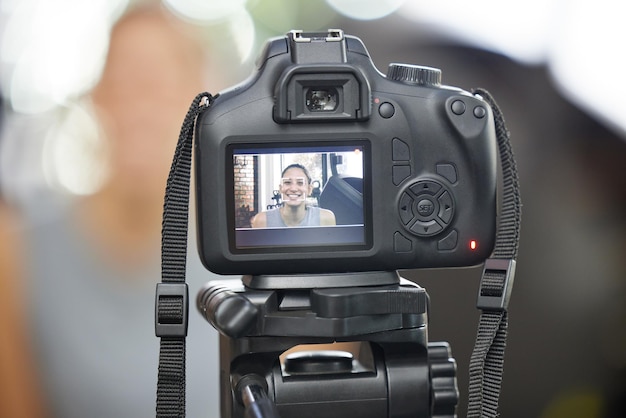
<box><xmin>195</xmin><ymin>31</ymin><xmax>497</xmax><ymax>276</ymax></box>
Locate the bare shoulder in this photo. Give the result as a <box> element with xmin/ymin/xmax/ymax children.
<box><xmin>250</xmin><ymin>211</ymin><xmax>267</xmax><ymax>228</ymax></box>
<box><xmin>319</xmin><ymin>208</ymin><xmax>336</xmax><ymax>226</ymax></box>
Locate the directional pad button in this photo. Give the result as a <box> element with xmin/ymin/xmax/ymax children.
<box><xmin>437</xmin><ymin>191</ymin><xmax>453</xmax><ymax>224</ymax></box>
<box><xmin>399</xmin><ymin>179</ymin><xmax>455</xmax><ymax>237</ymax></box>
<box><xmin>399</xmin><ymin>192</ymin><xmax>415</xmax><ymax>225</ymax></box>
<box><xmin>409</xmin><ymin>180</ymin><xmax>441</xmax><ymax>196</ymax></box>
<box><xmin>410</xmin><ymin>219</ymin><xmax>444</xmax><ymax>236</ymax></box>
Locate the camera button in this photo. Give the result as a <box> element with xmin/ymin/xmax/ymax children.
<box><xmin>416</xmin><ymin>198</ymin><xmax>435</xmax><ymax>217</ymax></box>
<box><xmin>436</xmin><ymin>163</ymin><xmax>458</xmax><ymax>184</ymax></box>
<box><xmin>410</xmin><ymin>219</ymin><xmax>443</xmax><ymax>236</ymax></box>
<box><xmin>379</xmin><ymin>102</ymin><xmax>395</xmax><ymax>118</ymax></box>
<box><xmin>437</xmin><ymin>191</ymin><xmax>454</xmax><ymax>224</ymax></box>
<box><xmin>392</xmin><ymin>138</ymin><xmax>410</xmax><ymax>161</ymax></box>
<box><xmin>399</xmin><ymin>192</ymin><xmax>415</xmax><ymax>225</ymax></box>
<box><xmin>394</xmin><ymin>232</ymin><xmax>413</xmax><ymax>252</ymax></box>
<box><xmin>393</xmin><ymin>165</ymin><xmax>411</xmax><ymax>186</ymax></box>
<box><xmin>410</xmin><ymin>180</ymin><xmax>442</xmax><ymax>196</ymax></box>
<box><xmin>473</xmin><ymin>105</ymin><xmax>487</xmax><ymax>118</ymax></box>
<box><xmin>438</xmin><ymin>229</ymin><xmax>458</xmax><ymax>251</ymax></box>
<box><xmin>451</xmin><ymin>100</ymin><xmax>466</xmax><ymax>115</ymax></box>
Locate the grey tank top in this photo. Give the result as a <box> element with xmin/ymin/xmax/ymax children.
<box><xmin>266</xmin><ymin>206</ymin><xmax>320</xmax><ymax>227</ymax></box>
<box><xmin>24</xmin><ymin>204</ymin><xmax>226</xmax><ymax>418</ymax></box>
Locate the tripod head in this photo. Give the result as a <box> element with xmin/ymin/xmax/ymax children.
<box><xmin>197</xmin><ymin>272</ymin><xmax>459</xmax><ymax>418</ymax></box>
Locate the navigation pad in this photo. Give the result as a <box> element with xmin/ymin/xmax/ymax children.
<box><xmin>398</xmin><ymin>180</ymin><xmax>455</xmax><ymax>237</ymax></box>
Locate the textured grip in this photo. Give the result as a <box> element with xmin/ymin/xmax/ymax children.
<box><xmin>197</xmin><ymin>282</ymin><xmax>258</xmax><ymax>338</ymax></box>
<box><xmin>387</xmin><ymin>63</ymin><xmax>442</xmax><ymax>87</ymax></box>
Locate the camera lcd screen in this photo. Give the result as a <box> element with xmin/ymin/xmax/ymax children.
<box><xmin>228</xmin><ymin>142</ymin><xmax>370</xmax><ymax>252</ymax></box>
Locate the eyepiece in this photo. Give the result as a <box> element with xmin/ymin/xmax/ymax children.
<box><xmin>305</xmin><ymin>87</ymin><xmax>338</xmax><ymax>111</ymax></box>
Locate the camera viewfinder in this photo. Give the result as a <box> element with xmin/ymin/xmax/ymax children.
<box><xmin>306</xmin><ymin>88</ymin><xmax>338</xmax><ymax>111</ymax></box>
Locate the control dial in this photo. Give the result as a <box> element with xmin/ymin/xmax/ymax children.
<box><xmin>387</xmin><ymin>64</ymin><xmax>442</xmax><ymax>87</ymax></box>
<box><xmin>398</xmin><ymin>179</ymin><xmax>455</xmax><ymax>237</ymax></box>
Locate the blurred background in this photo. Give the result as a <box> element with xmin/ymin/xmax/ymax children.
<box><xmin>0</xmin><ymin>0</ymin><xmax>624</xmax><ymax>417</ymax></box>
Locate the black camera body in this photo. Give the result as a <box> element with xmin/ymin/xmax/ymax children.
<box><xmin>195</xmin><ymin>30</ymin><xmax>497</xmax><ymax>277</ymax></box>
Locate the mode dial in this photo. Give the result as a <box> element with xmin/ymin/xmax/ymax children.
<box><xmin>387</xmin><ymin>64</ymin><xmax>442</xmax><ymax>87</ymax></box>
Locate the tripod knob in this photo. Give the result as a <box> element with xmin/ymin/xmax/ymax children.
<box><xmin>428</xmin><ymin>342</ymin><xmax>459</xmax><ymax>416</ymax></box>
<box><xmin>283</xmin><ymin>350</ymin><xmax>354</xmax><ymax>375</ymax></box>
<box><xmin>197</xmin><ymin>282</ymin><xmax>259</xmax><ymax>338</ymax></box>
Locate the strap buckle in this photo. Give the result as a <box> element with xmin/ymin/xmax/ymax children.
<box><xmin>155</xmin><ymin>283</ymin><xmax>189</xmax><ymax>337</ymax></box>
<box><xmin>477</xmin><ymin>258</ymin><xmax>516</xmax><ymax>311</ymax></box>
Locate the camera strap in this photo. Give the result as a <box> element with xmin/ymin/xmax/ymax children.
<box><xmin>467</xmin><ymin>88</ymin><xmax>521</xmax><ymax>418</ymax></box>
<box><xmin>155</xmin><ymin>92</ymin><xmax>213</xmax><ymax>417</ymax></box>
<box><xmin>154</xmin><ymin>89</ymin><xmax>521</xmax><ymax>418</ymax></box>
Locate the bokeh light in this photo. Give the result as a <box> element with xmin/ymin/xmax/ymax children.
<box><xmin>399</xmin><ymin>0</ymin><xmax>626</xmax><ymax>138</ymax></box>
<box><xmin>223</xmin><ymin>10</ymin><xmax>256</xmax><ymax>63</ymax></box>
<box><xmin>0</xmin><ymin>0</ymin><xmax>127</xmax><ymax>114</ymax></box>
<box><xmin>249</xmin><ymin>0</ymin><xmax>337</xmax><ymax>34</ymax></box>
<box><xmin>161</xmin><ymin>0</ymin><xmax>248</xmax><ymax>23</ymax></box>
<box><xmin>547</xmin><ymin>0</ymin><xmax>626</xmax><ymax>138</ymax></box>
<box><xmin>399</xmin><ymin>0</ymin><xmax>558</xmax><ymax>64</ymax></box>
<box><xmin>326</xmin><ymin>0</ymin><xmax>406</xmax><ymax>21</ymax></box>
<box><xmin>41</xmin><ymin>102</ymin><xmax>110</xmax><ymax>195</ymax></box>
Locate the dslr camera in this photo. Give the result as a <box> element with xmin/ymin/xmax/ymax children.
<box><xmin>194</xmin><ymin>30</ymin><xmax>499</xmax><ymax>418</ymax></box>
<box><xmin>195</xmin><ymin>30</ymin><xmax>496</xmax><ymax>278</ymax></box>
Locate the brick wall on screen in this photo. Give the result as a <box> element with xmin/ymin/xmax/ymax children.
<box><xmin>234</xmin><ymin>156</ymin><xmax>256</xmax><ymax>228</ymax></box>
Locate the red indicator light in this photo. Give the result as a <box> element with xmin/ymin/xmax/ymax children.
<box><xmin>469</xmin><ymin>240</ymin><xmax>478</xmax><ymax>250</ymax></box>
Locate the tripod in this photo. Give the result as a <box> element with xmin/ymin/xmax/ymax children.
<box><xmin>197</xmin><ymin>271</ymin><xmax>459</xmax><ymax>418</ymax></box>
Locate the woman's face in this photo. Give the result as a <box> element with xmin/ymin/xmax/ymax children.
<box><xmin>280</xmin><ymin>167</ymin><xmax>312</xmax><ymax>207</ymax></box>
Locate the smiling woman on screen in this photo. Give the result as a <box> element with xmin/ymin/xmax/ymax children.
<box><xmin>251</xmin><ymin>163</ymin><xmax>336</xmax><ymax>228</ymax></box>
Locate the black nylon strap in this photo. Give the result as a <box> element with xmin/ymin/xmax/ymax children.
<box><xmin>156</xmin><ymin>93</ymin><xmax>213</xmax><ymax>418</ymax></box>
<box><xmin>156</xmin><ymin>338</ymin><xmax>187</xmax><ymax>417</ymax></box>
<box><xmin>467</xmin><ymin>88</ymin><xmax>521</xmax><ymax>418</ymax></box>
<box><xmin>468</xmin><ymin>311</ymin><xmax>508</xmax><ymax>416</ymax></box>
